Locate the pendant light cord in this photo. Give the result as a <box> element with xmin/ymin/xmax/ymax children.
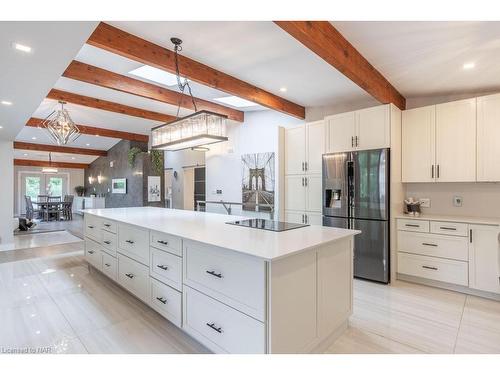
<box><xmin>173</xmin><ymin>42</ymin><xmax>197</xmax><ymax>119</ymax></box>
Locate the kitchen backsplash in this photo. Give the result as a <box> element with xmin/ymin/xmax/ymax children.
<box><xmin>405</xmin><ymin>182</ymin><xmax>500</xmax><ymax>218</ymax></box>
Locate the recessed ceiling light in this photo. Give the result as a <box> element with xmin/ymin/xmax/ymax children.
<box><xmin>129</xmin><ymin>65</ymin><xmax>188</xmax><ymax>86</ymax></box>
<box><xmin>0</xmin><ymin>126</ymin><xmax>3</xmax><ymax>129</ymax></box>
<box><xmin>71</xmin><ymin>157</ymin><xmax>75</xmax><ymax>160</ymax></box>
<box><xmin>12</xmin><ymin>42</ymin><xmax>32</xmax><ymax>53</ymax></box>
<box><xmin>86</xmin><ymin>143</ymin><xmax>90</xmax><ymax>146</ymax></box>
<box><xmin>279</xmin><ymin>87</ymin><xmax>287</xmax><ymax>92</ymax></box>
<box><xmin>214</xmin><ymin>96</ymin><xmax>258</xmax><ymax>108</ymax></box>
<box><xmin>1</xmin><ymin>100</ymin><xmax>13</xmax><ymax>106</ymax></box>
<box><xmin>31</xmin><ymin>137</ymin><xmax>37</xmax><ymax>140</ymax></box>
<box><xmin>463</xmin><ymin>62</ymin><xmax>475</xmax><ymax>70</ymax></box>
<box><xmin>23</xmin><ymin>153</ymin><xmax>28</xmax><ymax>156</ymax></box>
<box><xmin>95</xmin><ymin>134</ymin><xmax>99</xmax><ymax>137</ymax></box>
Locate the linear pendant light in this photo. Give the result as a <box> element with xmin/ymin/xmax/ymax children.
<box><xmin>41</xmin><ymin>152</ymin><xmax>58</xmax><ymax>173</ymax></box>
<box><xmin>151</xmin><ymin>38</ymin><xmax>228</xmax><ymax>152</ymax></box>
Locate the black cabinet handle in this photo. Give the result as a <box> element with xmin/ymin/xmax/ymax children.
<box><xmin>422</xmin><ymin>265</ymin><xmax>438</xmax><ymax>271</ymax></box>
<box><xmin>125</xmin><ymin>273</ymin><xmax>134</xmax><ymax>279</ymax></box>
<box><xmin>103</xmin><ymin>240</ymin><xmax>111</xmax><ymax>245</ymax></box>
<box><xmin>125</xmin><ymin>240</ymin><xmax>134</xmax><ymax>244</ymax></box>
<box><xmin>405</xmin><ymin>224</ymin><xmax>420</xmax><ymax>228</ymax></box>
<box><xmin>206</xmin><ymin>322</ymin><xmax>222</xmax><ymax>333</ymax></box>
<box><xmin>157</xmin><ymin>240</ymin><xmax>169</xmax><ymax>245</ymax></box>
<box><xmin>104</xmin><ymin>263</ymin><xmax>111</xmax><ymax>267</ymax></box>
<box><xmin>157</xmin><ymin>264</ymin><xmax>169</xmax><ymax>271</ymax></box>
<box><xmin>470</xmin><ymin>229</ymin><xmax>473</xmax><ymax>243</ymax></box>
<box><xmin>440</xmin><ymin>226</ymin><xmax>456</xmax><ymax>231</ymax></box>
<box><xmin>156</xmin><ymin>297</ymin><xmax>167</xmax><ymax>304</ymax></box>
<box><xmin>88</xmin><ymin>250</ymin><xmax>95</xmax><ymax>254</ymax></box>
<box><xmin>206</xmin><ymin>270</ymin><xmax>222</xmax><ymax>278</ymax></box>
<box><xmin>103</xmin><ymin>223</ymin><xmax>111</xmax><ymax>227</ymax></box>
<box><xmin>422</xmin><ymin>242</ymin><xmax>438</xmax><ymax>247</ymax></box>
<box><xmin>88</xmin><ymin>225</ymin><xmax>94</xmax><ymax>229</ymax></box>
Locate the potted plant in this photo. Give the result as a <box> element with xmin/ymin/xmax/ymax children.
<box><xmin>75</xmin><ymin>185</ymin><xmax>85</xmax><ymax>197</ymax></box>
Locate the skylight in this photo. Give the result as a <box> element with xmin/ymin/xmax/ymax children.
<box><xmin>128</xmin><ymin>65</ymin><xmax>188</xmax><ymax>86</ymax></box>
<box><xmin>214</xmin><ymin>96</ymin><xmax>258</xmax><ymax>108</ymax></box>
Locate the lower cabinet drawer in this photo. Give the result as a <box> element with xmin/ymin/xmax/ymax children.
<box><xmin>150</xmin><ymin>231</ymin><xmax>182</xmax><ymax>256</ymax></box>
<box><xmin>85</xmin><ymin>238</ymin><xmax>102</xmax><ymax>270</ymax></box>
<box><xmin>150</xmin><ymin>278</ymin><xmax>182</xmax><ymax>327</ymax></box>
<box><xmin>397</xmin><ymin>219</ymin><xmax>430</xmax><ymax>233</ymax></box>
<box><xmin>398</xmin><ymin>252</ymin><xmax>468</xmax><ymax>286</ymax></box>
<box><xmin>85</xmin><ymin>215</ymin><xmax>102</xmax><ymax>242</ymax></box>
<box><xmin>118</xmin><ymin>254</ymin><xmax>150</xmax><ymax>302</ymax></box>
<box><xmin>183</xmin><ymin>286</ymin><xmax>266</xmax><ymax>354</ymax></box>
<box><xmin>430</xmin><ymin>221</ymin><xmax>469</xmax><ymax>237</ymax></box>
<box><xmin>101</xmin><ymin>230</ymin><xmax>117</xmax><ymax>257</ymax></box>
<box><xmin>118</xmin><ymin>223</ymin><xmax>149</xmax><ymax>265</ymax></box>
<box><xmin>397</xmin><ymin>231</ymin><xmax>469</xmax><ymax>261</ymax></box>
<box><xmin>101</xmin><ymin>252</ymin><xmax>117</xmax><ymax>280</ymax></box>
<box><xmin>150</xmin><ymin>248</ymin><xmax>182</xmax><ymax>291</ymax></box>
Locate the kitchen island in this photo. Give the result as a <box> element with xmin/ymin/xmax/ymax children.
<box><xmin>83</xmin><ymin>207</ymin><xmax>359</xmax><ymax>354</ymax></box>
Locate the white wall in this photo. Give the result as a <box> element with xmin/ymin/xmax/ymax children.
<box><xmin>0</xmin><ymin>141</ymin><xmax>14</xmax><ymax>248</ymax></box>
<box><xmin>164</xmin><ymin>149</ymin><xmax>205</xmax><ymax>209</ymax></box>
<box><xmin>205</xmin><ymin>110</ymin><xmax>302</xmax><ymax>218</ymax></box>
<box><xmin>13</xmin><ymin>166</ymin><xmax>84</xmax><ymax>216</ymax></box>
<box><xmin>305</xmin><ymin>97</ymin><xmax>380</xmax><ymax>122</ymax></box>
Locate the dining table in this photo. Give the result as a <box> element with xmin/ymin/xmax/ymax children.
<box><xmin>32</xmin><ymin>199</ymin><xmax>63</xmax><ymax>221</ymax></box>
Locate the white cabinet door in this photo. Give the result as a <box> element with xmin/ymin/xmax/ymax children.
<box><xmin>285</xmin><ymin>125</ymin><xmax>306</xmax><ymax>175</ymax></box>
<box><xmin>285</xmin><ymin>210</ymin><xmax>305</xmax><ymax>224</ymax></box>
<box><xmin>326</xmin><ymin>111</ymin><xmax>356</xmax><ymax>153</ymax></box>
<box><xmin>402</xmin><ymin>106</ymin><xmax>436</xmax><ymax>182</ymax></box>
<box><xmin>306</xmin><ymin>212</ymin><xmax>323</xmax><ymax>225</ymax></box>
<box><xmin>435</xmin><ymin>98</ymin><xmax>476</xmax><ymax>182</ymax></box>
<box><xmin>306</xmin><ymin>120</ymin><xmax>325</xmax><ymax>174</ymax></box>
<box><xmin>469</xmin><ymin>224</ymin><xmax>500</xmax><ymax>294</ymax></box>
<box><xmin>284</xmin><ymin>175</ymin><xmax>306</xmax><ymax>211</ymax></box>
<box><xmin>477</xmin><ymin>94</ymin><xmax>500</xmax><ymax>181</ymax></box>
<box><xmin>305</xmin><ymin>175</ymin><xmax>322</xmax><ymax>213</ymax></box>
<box><xmin>356</xmin><ymin>105</ymin><xmax>390</xmax><ymax>150</ymax></box>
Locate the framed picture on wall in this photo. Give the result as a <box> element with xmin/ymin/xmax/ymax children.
<box><xmin>147</xmin><ymin>176</ymin><xmax>161</xmax><ymax>202</ymax></box>
<box><xmin>112</xmin><ymin>178</ymin><xmax>127</xmax><ymax>194</ymax></box>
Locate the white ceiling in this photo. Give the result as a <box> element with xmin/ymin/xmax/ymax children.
<box><xmin>14</xmin><ymin>149</ymin><xmax>99</xmax><ymax>164</ymax></box>
<box><xmin>0</xmin><ymin>21</ymin><xmax>98</xmax><ymax>141</ymax></box>
<box><xmin>332</xmin><ymin>21</ymin><xmax>500</xmax><ymax>98</ymax></box>
<box><xmin>108</xmin><ymin>21</ymin><xmax>374</xmax><ymax>107</ymax></box>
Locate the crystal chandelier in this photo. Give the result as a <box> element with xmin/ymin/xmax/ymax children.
<box><xmin>151</xmin><ymin>38</ymin><xmax>228</xmax><ymax>152</ymax></box>
<box><xmin>42</xmin><ymin>101</ymin><xmax>80</xmax><ymax>145</ymax></box>
<box><xmin>41</xmin><ymin>152</ymin><xmax>58</xmax><ymax>173</ymax></box>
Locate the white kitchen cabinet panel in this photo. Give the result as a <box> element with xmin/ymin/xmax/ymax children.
<box><xmin>306</xmin><ymin>212</ymin><xmax>323</xmax><ymax>225</ymax></box>
<box><xmin>469</xmin><ymin>224</ymin><xmax>500</xmax><ymax>294</ymax></box>
<box><xmin>306</xmin><ymin>120</ymin><xmax>325</xmax><ymax>174</ymax></box>
<box><xmin>357</xmin><ymin>105</ymin><xmax>390</xmax><ymax>151</ymax></box>
<box><xmin>305</xmin><ymin>175</ymin><xmax>322</xmax><ymax>213</ymax></box>
<box><xmin>402</xmin><ymin>105</ymin><xmax>436</xmax><ymax>182</ymax></box>
<box><xmin>477</xmin><ymin>94</ymin><xmax>500</xmax><ymax>181</ymax></box>
<box><xmin>150</xmin><ymin>278</ymin><xmax>182</xmax><ymax>327</ymax></box>
<box><xmin>326</xmin><ymin>111</ymin><xmax>356</xmax><ymax>153</ymax></box>
<box><xmin>285</xmin><ymin>125</ymin><xmax>306</xmax><ymax>175</ymax></box>
<box><xmin>435</xmin><ymin>98</ymin><xmax>476</xmax><ymax>182</ymax></box>
<box><xmin>285</xmin><ymin>175</ymin><xmax>306</xmax><ymax>212</ymax></box>
<box><xmin>118</xmin><ymin>223</ymin><xmax>149</xmax><ymax>266</ymax></box>
<box><xmin>285</xmin><ymin>210</ymin><xmax>306</xmax><ymax>224</ymax></box>
<box><xmin>118</xmin><ymin>253</ymin><xmax>150</xmax><ymax>303</ymax></box>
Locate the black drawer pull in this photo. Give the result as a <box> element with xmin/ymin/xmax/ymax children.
<box><xmin>157</xmin><ymin>240</ymin><xmax>169</xmax><ymax>245</ymax></box>
<box><xmin>422</xmin><ymin>242</ymin><xmax>438</xmax><ymax>247</ymax></box>
<box><xmin>103</xmin><ymin>240</ymin><xmax>111</xmax><ymax>245</ymax></box>
<box><xmin>125</xmin><ymin>273</ymin><xmax>134</xmax><ymax>279</ymax></box>
<box><xmin>88</xmin><ymin>225</ymin><xmax>94</xmax><ymax>229</ymax></box>
<box><xmin>125</xmin><ymin>240</ymin><xmax>135</xmax><ymax>244</ymax></box>
<box><xmin>206</xmin><ymin>270</ymin><xmax>222</xmax><ymax>278</ymax></box>
<box><xmin>156</xmin><ymin>297</ymin><xmax>167</xmax><ymax>304</ymax></box>
<box><xmin>157</xmin><ymin>264</ymin><xmax>169</xmax><ymax>271</ymax></box>
<box><xmin>440</xmin><ymin>226</ymin><xmax>456</xmax><ymax>231</ymax></box>
<box><xmin>206</xmin><ymin>322</ymin><xmax>223</xmax><ymax>333</ymax></box>
<box><xmin>88</xmin><ymin>250</ymin><xmax>95</xmax><ymax>254</ymax></box>
<box><xmin>103</xmin><ymin>223</ymin><xmax>111</xmax><ymax>227</ymax></box>
<box><xmin>104</xmin><ymin>263</ymin><xmax>111</xmax><ymax>267</ymax></box>
<box><xmin>405</xmin><ymin>224</ymin><xmax>420</xmax><ymax>228</ymax></box>
<box><xmin>422</xmin><ymin>265</ymin><xmax>438</xmax><ymax>271</ymax></box>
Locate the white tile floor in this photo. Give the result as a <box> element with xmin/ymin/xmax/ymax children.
<box><xmin>1</xmin><ymin>240</ymin><xmax>500</xmax><ymax>354</ymax></box>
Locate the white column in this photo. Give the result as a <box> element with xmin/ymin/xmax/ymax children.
<box><xmin>0</xmin><ymin>141</ymin><xmax>14</xmax><ymax>249</ymax></box>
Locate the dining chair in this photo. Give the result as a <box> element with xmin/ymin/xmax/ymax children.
<box><xmin>37</xmin><ymin>195</ymin><xmax>48</xmax><ymax>202</ymax></box>
<box><xmin>24</xmin><ymin>196</ymin><xmax>41</xmax><ymax>220</ymax></box>
<box><xmin>62</xmin><ymin>195</ymin><xmax>74</xmax><ymax>220</ymax></box>
<box><xmin>48</xmin><ymin>196</ymin><xmax>61</xmax><ymax>202</ymax></box>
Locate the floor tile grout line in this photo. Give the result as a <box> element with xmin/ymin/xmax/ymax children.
<box><xmin>452</xmin><ymin>294</ymin><xmax>467</xmax><ymax>354</ymax></box>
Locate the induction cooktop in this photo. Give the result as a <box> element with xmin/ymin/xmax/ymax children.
<box><xmin>226</xmin><ymin>218</ymin><xmax>309</xmax><ymax>232</ymax></box>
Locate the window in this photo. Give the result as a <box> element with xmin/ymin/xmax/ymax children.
<box><xmin>48</xmin><ymin>177</ymin><xmax>63</xmax><ymax>197</ymax></box>
<box><xmin>25</xmin><ymin>177</ymin><xmax>40</xmax><ymax>200</ymax></box>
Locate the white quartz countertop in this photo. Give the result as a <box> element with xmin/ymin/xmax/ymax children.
<box><xmin>83</xmin><ymin>207</ymin><xmax>360</xmax><ymax>261</ymax></box>
<box><xmin>395</xmin><ymin>213</ymin><xmax>500</xmax><ymax>226</ymax></box>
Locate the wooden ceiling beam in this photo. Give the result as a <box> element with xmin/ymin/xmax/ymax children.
<box><xmin>14</xmin><ymin>141</ymin><xmax>107</xmax><ymax>157</ymax></box>
<box><xmin>274</xmin><ymin>21</ymin><xmax>406</xmax><ymax>110</ymax></box>
<box><xmin>47</xmin><ymin>88</ymin><xmax>175</xmax><ymax>123</ymax></box>
<box><xmin>26</xmin><ymin>117</ymin><xmax>149</xmax><ymax>143</ymax></box>
<box><xmin>14</xmin><ymin>159</ymin><xmax>89</xmax><ymax>169</ymax></box>
<box><xmin>63</xmin><ymin>60</ymin><xmax>244</xmax><ymax>122</ymax></box>
<box><xmin>87</xmin><ymin>22</ymin><xmax>305</xmax><ymax>119</ymax></box>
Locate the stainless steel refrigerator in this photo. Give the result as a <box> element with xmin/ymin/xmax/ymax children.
<box><xmin>322</xmin><ymin>148</ymin><xmax>390</xmax><ymax>283</ymax></box>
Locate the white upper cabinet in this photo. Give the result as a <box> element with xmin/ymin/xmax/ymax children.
<box><xmin>357</xmin><ymin>105</ymin><xmax>390</xmax><ymax>151</ymax></box>
<box><xmin>477</xmin><ymin>94</ymin><xmax>500</xmax><ymax>182</ymax></box>
<box><xmin>435</xmin><ymin>98</ymin><xmax>476</xmax><ymax>182</ymax></box>
<box><xmin>284</xmin><ymin>125</ymin><xmax>306</xmax><ymax>175</ymax></box>
<box><xmin>326</xmin><ymin>104</ymin><xmax>390</xmax><ymax>153</ymax></box>
<box><xmin>469</xmin><ymin>224</ymin><xmax>500</xmax><ymax>294</ymax></box>
<box><xmin>284</xmin><ymin>121</ymin><xmax>325</xmax><ymax>175</ymax></box>
<box><xmin>402</xmin><ymin>106</ymin><xmax>436</xmax><ymax>183</ymax></box>
<box><xmin>284</xmin><ymin>175</ymin><xmax>321</xmax><ymax>213</ymax></box>
<box><xmin>326</xmin><ymin>111</ymin><xmax>356</xmax><ymax>153</ymax></box>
